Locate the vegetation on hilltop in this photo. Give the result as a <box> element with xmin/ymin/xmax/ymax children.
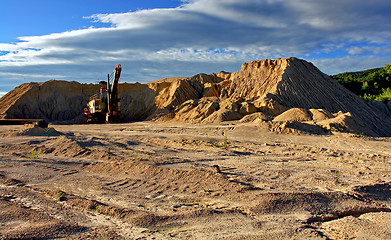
<box><xmin>331</xmin><ymin>64</ymin><xmax>391</xmax><ymax>102</ymax></box>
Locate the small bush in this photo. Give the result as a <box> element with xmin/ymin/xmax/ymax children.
<box><xmin>28</xmin><ymin>149</ymin><xmax>41</xmax><ymax>159</ymax></box>
<box><xmin>56</xmin><ymin>190</ymin><xmax>67</xmax><ymax>201</ymax></box>
<box><xmin>375</xmin><ymin>88</ymin><xmax>391</xmax><ymax>102</ymax></box>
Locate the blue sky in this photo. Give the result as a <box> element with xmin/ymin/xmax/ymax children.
<box><xmin>1</xmin><ymin>0</ymin><xmax>391</xmax><ymax>97</ymax></box>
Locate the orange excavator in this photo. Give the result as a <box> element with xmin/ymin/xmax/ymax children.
<box><xmin>84</xmin><ymin>64</ymin><xmax>121</xmax><ymax>123</ymax></box>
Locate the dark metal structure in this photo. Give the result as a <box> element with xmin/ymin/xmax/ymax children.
<box><xmin>84</xmin><ymin>64</ymin><xmax>122</xmax><ymax>123</ymax></box>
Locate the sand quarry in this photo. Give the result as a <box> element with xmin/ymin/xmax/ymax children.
<box><xmin>0</xmin><ymin>58</ymin><xmax>391</xmax><ymax>239</ymax></box>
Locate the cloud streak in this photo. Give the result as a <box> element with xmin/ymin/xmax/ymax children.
<box><xmin>0</xmin><ymin>0</ymin><xmax>391</xmax><ymax>91</ymax></box>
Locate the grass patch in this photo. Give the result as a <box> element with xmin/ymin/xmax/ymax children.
<box><xmin>56</xmin><ymin>190</ymin><xmax>67</xmax><ymax>201</ymax></box>
<box><xmin>206</xmin><ymin>136</ymin><xmax>231</xmax><ymax>148</ymax></box>
<box><xmin>28</xmin><ymin>149</ymin><xmax>41</xmax><ymax>159</ymax></box>
<box><xmin>331</xmin><ymin>170</ymin><xmax>341</xmax><ymax>184</ymax></box>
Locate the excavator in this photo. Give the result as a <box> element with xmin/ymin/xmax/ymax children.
<box><xmin>84</xmin><ymin>64</ymin><xmax>121</xmax><ymax>123</ymax></box>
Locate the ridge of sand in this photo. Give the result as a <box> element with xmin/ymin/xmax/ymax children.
<box><xmin>1</xmin><ymin>57</ymin><xmax>391</xmax><ymax>136</ymax></box>
<box><xmin>0</xmin><ymin>83</ymin><xmax>38</xmax><ymax>118</ymax></box>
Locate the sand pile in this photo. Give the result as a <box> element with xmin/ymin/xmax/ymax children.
<box><xmin>0</xmin><ymin>80</ymin><xmax>156</xmax><ymax>123</ymax></box>
<box><xmin>0</xmin><ymin>83</ymin><xmax>35</xmax><ymax>119</ymax></box>
<box><xmin>152</xmin><ymin>58</ymin><xmax>391</xmax><ymax>136</ymax></box>
<box><xmin>217</xmin><ymin>58</ymin><xmax>391</xmax><ymax>136</ymax></box>
<box><xmin>273</xmin><ymin>108</ymin><xmax>312</xmax><ymax>122</ymax></box>
<box><xmin>45</xmin><ymin>135</ymin><xmax>89</xmax><ymax>157</ymax></box>
<box><xmin>1</xmin><ymin>57</ymin><xmax>391</xmax><ymax>136</ymax></box>
<box><xmin>150</xmin><ymin>73</ymin><xmax>227</xmax><ymax>111</ymax></box>
<box><xmin>43</xmin><ymin>135</ymin><xmax>110</xmax><ymax>159</ymax></box>
<box><xmin>149</xmin><ymin>58</ymin><xmax>391</xmax><ymax>136</ymax></box>
<box><xmin>5</xmin><ymin>125</ymin><xmax>63</xmax><ymax>137</ymax></box>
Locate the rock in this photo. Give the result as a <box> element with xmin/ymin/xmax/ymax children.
<box><xmin>273</xmin><ymin>108</ymin><xmax>312</xmax><ymax>122</ymax></box>
<box><xmin>202</xmin><ymin>80</ymin><xmax>232</xmax><ymax>98</ymax></box>
<box><xmin>216</xmin><ymin>71</ymin><xmax>239</xmax><ymax>81</ymax></box>
<box><xmin>174</xmin><ymin>99</ymin><xmax>198</xmax><ymax>114</ymax></box>
<box><xmin>212</xmin><ymin>165</ymin><xmax>221</xmax><ymax>173</ymax></box>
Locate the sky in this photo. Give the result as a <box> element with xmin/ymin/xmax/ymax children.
<box><xmin>1</xmin><ymin>0</ymin><xmax>391</xmax><ymax>97</ymax></box>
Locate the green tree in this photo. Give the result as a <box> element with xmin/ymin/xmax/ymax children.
<box><xmin>331</xmin><ymin>64</ymin><xmax>391</xmax><ymax>102</ymax></box>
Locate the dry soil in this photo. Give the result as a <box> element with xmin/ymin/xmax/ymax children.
<box><xmin>0</xmin><ymin>121</ymin><xmax>390</xmax><ymax>239</ymax></box>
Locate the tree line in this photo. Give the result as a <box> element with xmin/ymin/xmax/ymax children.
<box><xmin>331</xmin><ymin>64</ymin><xmax>391</xmax><ymax>102</ymax></box>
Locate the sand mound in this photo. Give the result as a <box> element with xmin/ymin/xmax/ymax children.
<box><xmin>2</xmin><ymin>57</ymin><xmax>391</xmax><ymax>136</ymax></box>
<box><xmin>45</xmin><ymin>135</ymin><xmax>90</xmax><ymax>157</ymax></box>
<box><xmin>254</xmin><ymin>98</ymin><xmax>287</xmax><ymax>117</ymax></box>
<box><xmin>6</xmin><ymin>125</ymin><xmax>63</xmax><ymax>137</ymax></box>
<box><xmin>0</xmin><ymin>83</ymin><xmax>36</xmax><ymax>118</ymax></box>
<box><xmin>317</xmin><ymin>112</ymin><xmax>378</xmax><ymax>136</ymax></box>
<box><xmin>202</xmin><ymin>109</ymin><xmax>243</xmax><ymax>123</ymax></box>
<box><xmin>368</xmin><ymin>100</ymin><xmax>391</xmax><ymax>117</ymax></box>
<box><xmin>273</xmin><ymin>108</ymin><xmax>312</xmax><ymax>122</ymax></box>
<box><xmin>217</xmin><ymin>58</ymin><xmax>391</xmax><ymax>136</ymax></box>
<box><xmin>309</xmin><ymin>109</ymin><xmax>334</xmax><ymax>121</ymax></box>
<box><xmin>152</xmin><ymin>73</ymin><xmax>224</xmax><ymax>111</ymax></box>
<box><xmin>0</xmin><ymin>81</ymin><xmax>156</xmax><ymax>123</ymax></box>
<box><xmin>251</xmin><ymin>191</ymin><xmax>348</xmax><ymax>214</ymax></box>
<box><xmin>174</xmin><ymin>98</ymin><xmax>220</xmax><ymax>123</ymax></box>
<box><xmin>239</xmin><ymin>112</ymin><xmax>271</xmax><ymax>123</ymax></box>
<box><xmin>271</xmin><ymin>109</ymin><xmax>376</xmax><ymax>136</ymax></box>
<box><xmin>271</xmin><ymin>121</ymin><xmax>327</xmax><ymax>135</ymax></box>
<box><xmin>239</xmin><ymin>101</ymin><xmax>257</xmax><ymax>115</ymax></box>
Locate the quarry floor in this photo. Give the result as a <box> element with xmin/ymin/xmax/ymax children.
<box><xmin>0</xmin><ymin>121</ymin><xmax>391</xmax><ymax>239</ymax></box>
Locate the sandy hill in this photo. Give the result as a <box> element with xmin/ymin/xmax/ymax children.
<box><xmin>0</xmin><ymin>80</ymin><xmax>156</xmax><ymax>123</ymax></box>
<box><xmin>1</xmin><ymin>57</ymin><xmax>391</xmax><ymax>136</ymax></box>
<box><xmin>0</xmin><ymin>83</ymin><xmax>36</xmax><ymax>119</ymax></box>
<box><xmin>219</xmin><ymin>58</ymin><xmax>391</xmax><ymax>136</ymax></box>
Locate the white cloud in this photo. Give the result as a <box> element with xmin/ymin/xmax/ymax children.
<box><xmin>346</xmin><ymin>46</ymin><xmax>391</xmax><ymax>56</ymax></box>
<box><xmin>0</xmin><ymin>43</ymin><xmax>24</xmax><ymax>52</ymax></box>
<box><xmin>312</xmin><ymin>55</ymin><xmax>391</xmax><ymax>75</ymax></box>
<box><xmin>0</xmin><ymin>91</ymin><xmax>8</xmax><ymax>98</ymax></box>
<box><xmin>0</xmin><ymin>72</ymin><xmax>65</xmax><ymax>79</ymax></box>
<box><xmin>0</xmin><ymin>0</ymin><xmax>390</xmax><ymax>91</ymax></box>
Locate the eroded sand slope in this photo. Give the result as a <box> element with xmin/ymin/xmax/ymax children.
<box><xmin>2</xmin><ymin>57</ymin><xmax>391</xmax><ymax>137</ymax></box>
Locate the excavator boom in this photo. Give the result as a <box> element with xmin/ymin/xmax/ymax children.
<box><xmin>85</xmin><ymin>64</ymin><xmax>122</xmax><ymax>123</ymax></box>
<box><xmin>106</xmin><ymin>64</ymin><xmax>121</xmax><ymax>122</ymax></box>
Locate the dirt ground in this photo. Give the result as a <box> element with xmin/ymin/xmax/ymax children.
<box><xmin>0</xmin><ymin>121</ymin><xmax>390</xmax><ymax>239</ymax></box>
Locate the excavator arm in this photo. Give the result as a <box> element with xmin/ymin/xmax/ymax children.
<box><xmin>106</xmin><ymin>64</ymin><xmax>121</xmax><ymax>122</ymax></box>
<box><xmin>85</xmin><ymin>64</ymin><xmax>122</xmax><ymax>124</ymax></box>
